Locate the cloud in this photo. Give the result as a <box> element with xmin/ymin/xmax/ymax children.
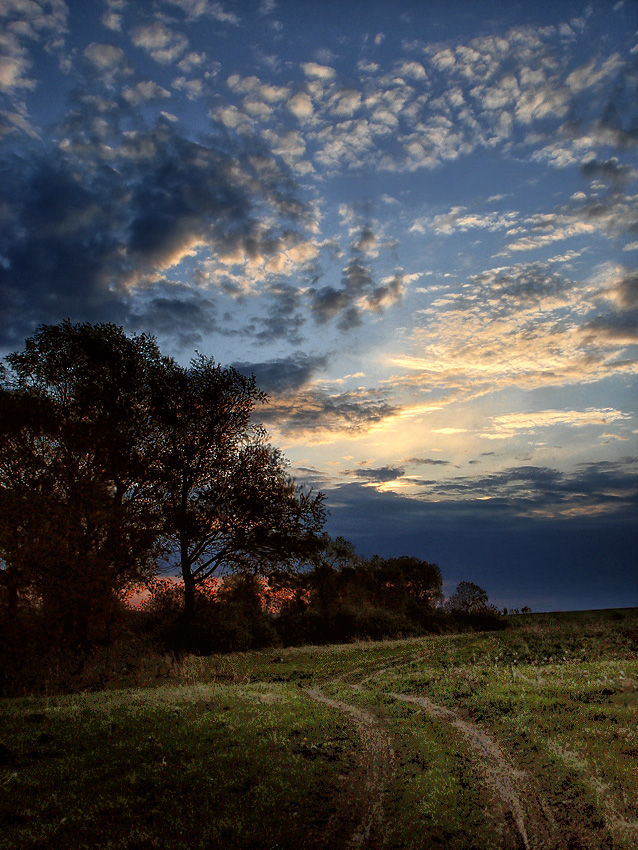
<box><xmin>232</xmin><ymin>353</ymin><xmax>328</xmax><ymax>394</ymax></box>
<box><xmin>162</xmin><ymin>1</ymin><xmax>240</xmax><ymax>25</ymax></box>
<box><xmin>483</xmin><ymin>408</ymin><xmax>631</xmax><ymax>439</ymax></box>
<box><xmin>261</xmin><ymin>128</ymin><xmax>313</xmax><ymax>175</ymax></box>
<box><xmin>349</xmin><ymin>465</ymin><xmax>406</xmax><ymax>483</ymax></box>
<box><xmin>83</xmin><ymin>42</ymin><xmax>131</xmax><ymax>79</ymax></box>
<box><xmin>580</xmin><ymin>156</ymin><xmax>632</xmax><ymax>182</ymax></box>
<box><xmin>287</xmin><ymin>91</ymin><xmax>314</xmax><ymax>120</ymax></box>
<box><xmin>308</xmin><ymin>217</ymin><xmax>406</xmax><ymax>329</ymax></box>
<box><xmin>131</xmin><ymin>21</ymin><xmax>188</xmax><ymax>64</ymax></box>
<box><xmin>390</xmin><ymin>258</ymin><xmax>638</xmax><ymax>402</ymax></box>
<box><xmin>102</xmin><ymin>5</ymin><xmax>123</xmax><ymax>33</ymax></box>
<box><xmin>259</xmin><ymin>383</ymin><xmax>400</xmax><ymax>442</ymax></box>
<box><xmin>0</xmin><ymin>0</ymin><xmax>68</xmax><ymax>136</ymax></box>
<box><xmin>397</xmin><ymin>60</ymin><xmax>427</xmax><ymax>81</ymax></box>
<box><xmin>329</xmin><ymin>88</ymin><xmax>362</xmax><ymax>116</ymax></box>
<box><xmin>127</xmin><ymin>278</ymin><xmax>220</xmax><ymax>350</ymax></box>
<box><xmin>0</xmin><ymin>33</ymin><xmax>33</xmax><ymax>94</ymax></box>
<box><xmin>122</xmin><ymin>80</ymin><xmax>171</xmax><ymax>106</ymax></box>
<box><xmin>581</xmin><ymin>269</ymin><xmax>638</xmax><ymax>343</ymax></box>
<box><xmin>326</xmin><ymin>452</ymin><xmax>637</xmax><ymax>525</ymax></box>
<box><xmin>0</xmin><ymin>114</ymin><xmax>316</xmax><ymax>347</ymax></box>
<box><xmin>494</xmin><ymin>193</ymin><xmax>638</xmax><ymax>256</ymax></box>
<box><xmin>302</xmin><ymin>62</ymin><xmax>335</xmax><ymax>80</ymax></box>
<box><xmin>406</xmin><ymin>459</ymin><xmax>638</xmax><ymax>520</ymax></box>
<box><xmin>410</xmin><ymin>206</ymin><xmax>518</xmax><ymax>235</ymax></box>
<box><xmin>244</xmin><ymin>281</ymin><xmax>307</xmax><ymax>345</ymax></box>
<box><xmin>606</xmin><ymin>271</ymin><xmax>638</xmax><ymax>310</ymax></box>
<box><xmin>406</xmin><ymin>457</ymin><xmax>451</xmax><ymax>466</ymax></box>
<box><xmin>566</xmin><ymin>54</ymin><xmax>625</xmax><ymax>95</ymax></box>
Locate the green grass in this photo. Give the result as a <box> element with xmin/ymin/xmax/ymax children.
<box><xmin>0</xmin><ymin>684</ymin><xmax>360</xmax><ymax>849</ymax></box>
<box><xmin>1</xmin><ymin>609</ymin><xmax>637</xmax><ymax>849</ymax></box>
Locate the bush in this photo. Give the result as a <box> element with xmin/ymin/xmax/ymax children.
<box><xmin>139</xmin><ymin>575</ymin><xmax>279</xmax><ymax>656</ymax></box>
<box><xmin>0</xmin><ymin>604</ymin><xmax>174</xmax><ymax>697</ymax></box>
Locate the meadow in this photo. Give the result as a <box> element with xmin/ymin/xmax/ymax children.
<box><xmin>1</xmin><ymin>609</ymin><xmax>636</xmax><ymax>849</ymax></box>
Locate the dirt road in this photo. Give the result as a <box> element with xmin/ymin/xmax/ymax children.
<box><xmin>304</xmin><ymin>653</ymin><xmax>614</xmax><ymax>849</ymax></box>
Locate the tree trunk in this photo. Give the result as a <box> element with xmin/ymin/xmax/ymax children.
<box><xmin>4</xmin><ymin>571</ymin><xmax>18</xmax><ymax>626</ymax></box>
<box><xmin>182</xmin><ymin>563</ymin><xmax>195</xmax><ymax>623</ymax></box>
<box><xmin>180</xmin><ymin>529</ymin><xmax>196</xmax><ymax>652</ymax></box>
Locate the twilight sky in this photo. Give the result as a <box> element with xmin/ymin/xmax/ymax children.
<box><xmin>1</xmin><ymin>0</ymin><xmax>637</xmax><ymax>611</ymax></box>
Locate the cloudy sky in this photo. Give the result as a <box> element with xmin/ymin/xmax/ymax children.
<box><xmin>1</xmin><ymin>0</ymin><xmax>637</xmax><ymax>611</ymax></box>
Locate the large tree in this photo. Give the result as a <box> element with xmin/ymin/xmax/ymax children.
<box><xmin>151</xmin><ymin>355</ymin><xmax>325</xmax><ymax>629</ymax></box>
<box><xmin>1</xmin><ymin>321</ymin><xmax>325</xmax><ymax>648</ymax></box>
<box><xmin>0</xmin><ymin>321</ymin><xmax>165</xmax><ymax>644</ymax></box>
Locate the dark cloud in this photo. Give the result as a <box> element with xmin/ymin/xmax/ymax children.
<box><xmin>564</xmin><ymin>52</ymin><xmax>638</xmax><ymax>151</ymax></box>
<box><xmin>341</xmin><ymin>258</ymin><xmax>374</xmax><ymax>294</ymax></box>
<box><xmin>613</xmin><ymin>272</ymin><xmax>638</xmax><ymax>310</ymax></box>
<box><xmin>0</xmin><ymin>117</ymin><xmax>311</xmax><ymax>349</ymax></box>
<box><xmin>406</xmin><ymin>457</ymin><xmax>451</xmax><ymax>466</ymax></box>
<box><xmin>580</xmin><ymin>156</ymin><xmax>631</xmax><ymax>182</ymax></box>
<box><xmin>308</xmin><ymin>285</ymin><xmax>356</xmax><ymax>325</ymax></box>
<box><xmin>583</xmin><ymin>271</ymin><xmax>638</xmax><ymax>342</ymax></box>
<box><xmin>251</xmin><ymin>282</ymin><xmax>307</xmax><ymax>345</ymax></box>
<box><xmin>413</xmin><ymin>460</ymin><xmax>638</xmax><ymax>516</ymax></box>
<box><xmin>322</xmin><ymin>481</ymin><xmax>638</xmax><ymax>612</ymax></box>
<box><xmin>349</xmin><ymin>465</ymin><xmax>405</xmax><ymax>482</ymax></box>
<box><xmin>0</xmin><ymin>150</ymin><xmax>129</xmax><ymax>347</ymax></box>
<box><xmin>366</xmin><ymin>272</ymin><xmax>405</xmax><ymax>311</ymax></box>
<box><xmin>127</xmin><ymin>280</ymin><xmax>220</xmax><ymax>350</ymax></box>
<box><xmin>475</xmin><ymin>264</ymin><xmax>570</xmax><ymax>309</ymax></box>
<box><xmin>585</xmin><ymin>311</ymin><xmax>638</xmax><ymax>342</ymax></box>
<box><xmin>123</xmin><ymin>132</ymin><xmax>307</xmax><ymax>268</ymax></box>
<box><xmin>308</xmin><ymin>221</ymin><xmax>404</xmax><ymax>330</ymax></box>
<box><xmin>259</xmin><ymin>385</ymin><xmax>399</xmax><ymax>436</ymax></box>
<box><xmin>232</xmin><ymin>353</ymin><xmax>328</xmax><ymax>394</ymax></box>
<box><xmin>290</xmin><ymin>464</ymin><xmax>336</xmax><ymax>490</ymax></box>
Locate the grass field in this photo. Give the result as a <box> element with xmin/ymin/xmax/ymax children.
<box><xmin>1</xmin><ymin>609</ymin><xmax>637</xmax><ymax>849</ymax></box>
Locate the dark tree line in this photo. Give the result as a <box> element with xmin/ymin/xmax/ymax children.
<box><xmin>1</xmin><ymin>321</ymin><xmax>505</xmax><ymax>695</ymax></box>
<box><xmin>139</xmin><ymin>535</ymin><xmax>504</xmax><ymax>655</ymax></box>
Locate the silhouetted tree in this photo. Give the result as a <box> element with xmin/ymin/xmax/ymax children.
<box><xmin>0</xmin><ymin>321</ymin><xmax>165</xmax><ymax>646</ymax></box>
<box><xmin>310</xmin><ymin>535</ymin><xmax>362</xmax><ymax>615</ymax></box>
<box><xmin>448</xmin><ymin>581</ymin><xmax>490</xmax><ymax>614</ymax></box>
<box><xmin>1</xmin><ymin>322</ymin><xmax>325</xmax><ymax>658</ymax></box>
<box><xmin>150</xmin><ymin>355</ymin><xmax>325</xmax><ymax>635</ymax></box>
<box><xmin>370</xmin><ymin>555</ymin><xmax>443</xmax><ymax>613</ymax></box>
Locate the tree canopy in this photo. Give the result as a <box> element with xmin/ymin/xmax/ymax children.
<box><xmin>150</xmin><ymin>353</ymin><xmax>325</xmax><ymax>628</ymax></box>
<box><xmin>1</xmin><ymin>321</ymin><xmax>510</xmax><ymax>688</ymax></box>
<box><xmin>0</xmin><ymin>320</ymin><xmax>324</xmax><ymax>649</ymax></box>
<box><xmin>0</xmin><ymin>321</ymin><xmax>164</xmax><ymax>644</ymax></box>
<box><xmin>448</xmin><ymin>581</ymin><xmax>490</xmax><ymax>614</ymax></box>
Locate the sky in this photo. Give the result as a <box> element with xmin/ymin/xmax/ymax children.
<box><xmin>0</xmin><ymin>0</ymin><xmax>637</xmax><ymax>612</ymax></box>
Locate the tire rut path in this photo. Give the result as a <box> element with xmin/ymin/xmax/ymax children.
<box><xmin>304</xmin><ymin>650</ymin><xmax>610</xmax><ymax>849</ymax></box>
<box><xmin>388</xmin><ymin>691</ymin><xmax>556</xmax><ymax>849</ymax></box>
<box><xmin>305</xmin><ymin>685</ymin><xmax>395</xmax><ymax>848</ymax></box>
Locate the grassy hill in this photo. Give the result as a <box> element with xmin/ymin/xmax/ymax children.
<box><xmin>1</xmin><ymin>609</ymin><xmax>637</xmax><ymax>849</ymax></box>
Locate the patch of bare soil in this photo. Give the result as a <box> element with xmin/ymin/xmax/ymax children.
<box><xmin>305</xmin><ymin>686</ymin><xmax>396</xmax><ymax>849</ymax></box>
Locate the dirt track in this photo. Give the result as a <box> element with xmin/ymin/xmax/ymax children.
<box><xmin>304</xmin><ymin>656</ymin><xmax>615</xmax><ymax>850</ymax></box>
<box><xmin>305</xmin><ymin>686</ymin><xmax>395</xmax><ymax>848</ymax></box>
